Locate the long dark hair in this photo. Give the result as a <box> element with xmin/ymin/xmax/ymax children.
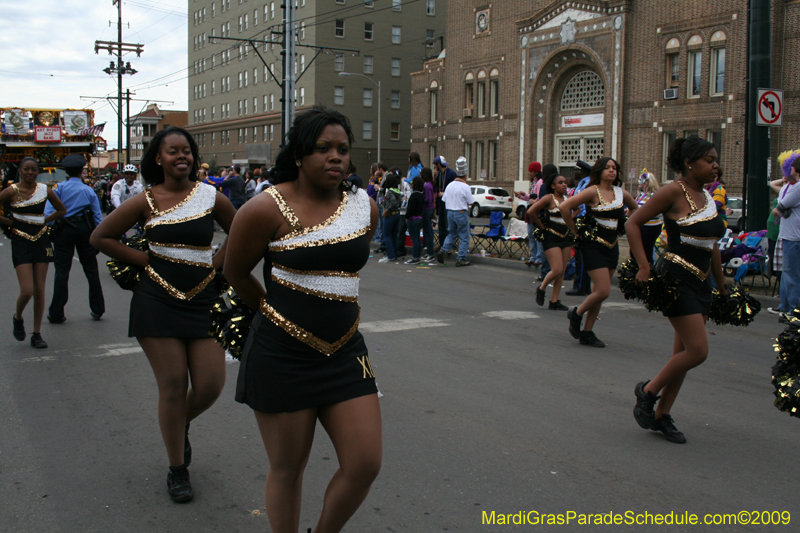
<box><xmin>667</xmin><ymin>134</ymin><xmax>716</xmax><ymax>175</ymax></box>
<box><xmin>588</xmin><ymin>157</ymin><xmax>622</xmax><ymax>187</ymax></box>
<box><xmin>140</xmin><ymin>127</ymin><xmax>200</xmax><ymax>186</ymax></box>
<box><xmin>272</xmin><ymin>105</ymin><xmax>354</xmax><ymax>186</ymax></box>
<box><xmin>420</xmin><ymin>167</ymin><xmax>433</xmax><ymax>183</ymax></box>
<box><xmin>544</xmin><ymin>173</ymin><xmax>565</xmax><ymax>196</ymax></box>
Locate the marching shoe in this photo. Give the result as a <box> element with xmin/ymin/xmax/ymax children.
<box><xmin>455</xmin><ymin>259</ymin><xmax>472</xmax><ymax>267</ymax></box>
<box><xmin>535</xmin><ymin>286</ymin><xmax>545</xmax><ymax>306</ymax></box>
<box><xmin>167</xmin><ymin>465</ymin><xmax>193</xmax><ymax>503</ymax></box>
<box><xmin>650</xmin><ymin>414</ymin><xmax>687</xmax><ymax>444</ymax></box>
<box><xmin>30</xmin><ymin>332</ymin><xmax>47</xmax><ymax>349</ymax></box>
<box><xmin>548</xmin><ymin>300</ymin><xmax>569</xmax><ymax>311</ymax></box>
<box><xmin>567</xmin><ymin>307</ymin><xmax>582</xmax><ymax>339</ymax></box>
<box><xmin>579</xmin><ymin>330</ymin><xmax>605</xmax><ymax>348</ymax></box>
<box><xmin>13</xmin><ymin>315</ymin><xmax>25</xmax><ymax>341</ymax></box>
<box><xmin>633</xmin><ymin>380</ymin><xmax>660</xmax><ymax>429</ymax></box>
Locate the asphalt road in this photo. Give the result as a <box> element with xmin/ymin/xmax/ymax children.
<box><xmin>0</xmin><ymin>235</ymin><xmax>796</xmax><ymax>533</ymax></box>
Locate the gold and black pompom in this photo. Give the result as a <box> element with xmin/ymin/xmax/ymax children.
<box><xmin>532</xmin><ymin>225</ymin><xmax>545</xmax><ymax>242</ymax></box>
<box><xmin>573</xmin><ymin>212</ymin><xmax>598</xmax><ymax>248</ymax></box>
<box><xmin>209</xmin><ymin>287</ymin><xmax>255</xmax><ymax>359</ymax></box>
<box><xmin>772</xmin><ymin>312</ymin><xmax>800</xmax><ymax>417</ymax></box>
<box><xmin>616</xmin><ymin>258</ymin><xmax>679</xmax><ymax>313</ymax></box>
<box><xmin>617</xmin><ymin>215</ymin><xmax>628</xmax><ymax>236</ymax></box>
<box><xmin>709</xmin><ymin>284</ymin><xmax>761</xmax><ymax>327</ymax></box>
<box><xmin>107</xmin><ymin>233</ymin><xmax>148</xmax><ymax>291</ymax></box>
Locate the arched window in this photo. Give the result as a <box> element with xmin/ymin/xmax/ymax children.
<box><xmin>687</xmin><ymin>35</ymin><xmax>703</xmax><ymax>97</ymax></box>
<box><xmin>464</xmin><ymin>72</ymin><xmax>475</xmax><ymax>116</ymax></box>
<box><xmin>665</xmin><ymin>38</ymin><xmax>681</xmax><ymax>88</ymax></box>
<box><xmin>489</xmin><ymin>69</ymin><xmax>500</xmax><ymax>115</ymax></box>
<box><xmin>710</xmin><ymin>31</ymin><xmax>727</xmax><ymax>96</ymax></box>
<box><xmin>430</xmin><ymin>81</ymin><xmax>439</xmax><ymax>122</ymax></box>
<box><xmin>560</xmin><ymin>71</ymin><xmax>605</xmax><ymax>111</ymax></box>
<box><xmin>476</xmin><ymin>70</ymin><xmax>487</xmax><ymax>117</ymax></box>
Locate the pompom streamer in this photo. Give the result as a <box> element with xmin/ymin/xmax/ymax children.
<box><xmin>709</xmin><ymin>284</ymin><xmax>761</xmax><ymax>327</ymax></box>
<box><xmin>573</xmin><ymin>212</ymin><xmax>598</xmax><ymax>248</ymax></box>
<box><xmin>209</xmin><ymin>287</ymin><xmax>255</xmax><ymax>359</ymax></box>
<box><xmin>106</xmin><ymin>233</ymin><xmax>148</xmax><ymax>291</ymax></box>
<box><xmin>616</xmin><ymin>258</ymin><xmax>679</xmax><ymax>313</ymax></box>
<box><xmin>772</xmin><ymin>311</ymin><xmax>800</xmax><ymax>417</ymax></box>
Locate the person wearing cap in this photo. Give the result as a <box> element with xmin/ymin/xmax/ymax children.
<box><xmin>223</xmin><ymin>165</ymin><xmax>246</xmax><ymax>209</ymax></box>
<box><xmin>566</xmin><ymin>160</ymin><xmax>593</xmax><ymax>296</ymax></box>
<box><xmin>44</xmin><ymin>154</ymin><xmax>105</xmax><ymax>323</ymax></box>
<box><xmin>516</xmin><ymin>162</ymin><xmax>544</xmax><ymax>265</ymax></box>
<box><xmin>110</xmin><ymin>164</ymin><xmax>145</xmax><ymax>210</ymax></box>
<box><xmin>436</xmin><ymin>156</ymin><xmax>474</xmax><ymax>267</ymax></box>
<box><xmin>433</xmin><ymin>155</ymin><xmax>457</xmax><ymax>247</ymax></box>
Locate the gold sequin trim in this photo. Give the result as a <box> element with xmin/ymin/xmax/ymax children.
<box><xmin>149</xmin><ymin>241</ymin><xmax>212</xmax><ymax>251</ymax></box>
<box><xmin>146</xmin><ymin>182</ymin><xmax>200</xmax><ymax>217</ymax></box>
<box><xmin>677</xmin><ymin>211</ymin><xmax>718</xmax><ymax>226</ymax></box>
<box><xmin>271</xmin><ymin>262</ymin><xmax>359</xmax><ymax>278</ymax></box>
<box><xmin>150</xmin><ymin>249</ymin><xmax>212</xmax><ymax>267</ymax></box>
<box><xmin>545</xmin><ymin>226</ymin><xmax>569</xmax><ymax>238</ymax></box>
<box><xmin>593</xmin><ymin>235</ymin><xmax>619</xmax><ymax>249</ymax></box>
<box><xmin>594</xmin><ymin>185</ymin><xmax>620</xmax><ymax>208</ymax></box>
<box><xmin>13</xmin><ymin>214</ymin><xmax>45</xmax><ymax>225</ymax></box>
<box><xmin>270</xmin><ymin>275</ymin><xmax>359</xmax><ymax>302</ymax></box>
<box><xmin>269</xmin><ymin>226</ymin><xmax>369</xmax><ymax>252</ymax></box>
<box><xmin>12</xmin><ymin>226</ymin><xmax>49</xmax><ymax>241</ymax></box>
<box><xmin>10</xmin><ymin>183</ymin><xmax>47</xmax><ymax>207</ymax></box>
<box><xmin>260</xmin><ymin>298</ymin><xmax>359</xmax><ymax>356</ymax></box>
<box><xmin>145</xmin><ymin>207</ymin><xmax>214</xmax><ymax>229</ymax></box>
<box><xmin>145</xmin><ymin>265</ymin><xmax>216</xmax><ymax>300</ymax></box>
<box><xmin>663</xmin><ymin>252</ymin><xmax>709</xmax><ymax>281</ymax></box>
<box><xmin>269</xmin><ymin>188</ymin><xmax>350</xmax><ymax>242</ymax></box>
<box><xmin>265</xmin><ymin>187</ymin><xmax>302</xmax><ymax>231</ymax></box>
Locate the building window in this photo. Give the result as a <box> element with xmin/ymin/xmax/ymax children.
<box><xmin>489</xmin><ymin>79</ymin><xmax>499</xmax><ymax>116</ymax></box>
<box><xmin>391</xmin><ymin>122</ymin><xmax>400</xmax><ymax>141</ymax></box>
<box><xmin>300</xmin><ymin>54</ymin><xmax>305</xmax><ymax>73</ymax></box>
<box><xmin>488</xmin><ymin>141</ymin><xmax>498</xmax><ymax>180</ymax></box>
<box><xmin>270</xmin><ymin>2</ymin><xmax>275</xmax><ymax>19</ymax></box>
<box><xmin>427</xmin><ymin>0</ymin><xmax>435</xmax><ymax>15</ymax></box>
<box><xmin>392</xmin><ymin>26</ymin><xmax>401</xmax><ymax>44</ymax></box>
<box><xmin>363</xmin><ymin>56</ymin><xmax>373</xmax><ymax>74</ymax></box>
<box><xmin>263</xmin><ymin>125</ymin><xmax>269</xmax><ymax>142</ymax></box>
<box><xmin>244</xmin><ymin>99</ymin><xmax>248</xmax><ymax>115</ymax></box>
<box><xmin>391</xmin><ymin>58</ymin><xmax>400</xmax><ymax>77</ymax></box>
<box><xmin>334</xmin><ymin>86</ymin><xmax>344</xmax><ymax>105</ymax></box>
<box><xmin>391</xmin><ymin>90</ymin><xmax>400</xmax><ymax>109</ymax></box>
<box><xmin>688</xmin><ymin>50</ymin><xmax>702</xmax><ymax>97</ymax></box>
<box><xmin>663</xmin><ymin>132</ymin><xmax>677</xmax><ymax>181</ymax></box>
<box><xmin>212</xmin><ymin>80</ymin><xmax>216</xmax><ymax>95</ymax></box>
<box><xmin>211</xmin><ymin>132</ymin><xmax>215</xmax><ymax>146</ymax></box>
<box><xmin>253</xmin><ymin>67</ymin><xmax>258</xmax><ymax>85</ymax></box>
<box><xmin>711</xmin><ymin>47</ymin><xmax>725</xmax><ymax>96</ymax></box>
<box><xmin>335</xmin><ymin>19</ymin><xmax>345</xmax><ymax>38</ymax></box>
<box><xmin>392</xmin><ymin>0</ymin><xmax>401</xmax><ymax>11</ymax></box>
<box><xmin>336</xmin><ymin>0</ymin><xmax>344</xmax><ymax>3</ymax></box>
<box><xmin>707</xmin><ymin>130</ymin><xmax>722</xmax><ymax>158</ymax></box>
<box><xmin>269</xmin><ymin>94</ymin><xmax>274</xmax><ymax>110</ymax></box>
<box><xmin>364</xmin><ymin>22</ymin><xmax>373</xmax><ymax>41</ymax></box>
<box><xmin>561</xmin><ymin>70</ymin><xmax>605</xmax><ymax>110</ymax></box>
<box><xmin>264</xmin><ymin>4</ymin><xmax>268</xmax><ymax>22</ymax></box>
<box><xmin>269</xmin><ymin>124</ymin><xmax>274</xmax><ymax>141</ymax></box>
<box><xmin>666</xmin><ymin>52</ymin><xmax>680</xmax><ymax>88</ymax></box>
<box><xmin>430</xmin><ymin>90</ymin><xmax>438</xmax><ymax>123</ymax></box>
<box><xmin>365</xmin><ymin>0</ymin><xmax>374</xmax><ymax>7</ymax></box>
<box><xmin>334</xmin><ymin>55</ymin><xmax>345</xmax><ymax>71</ymax></box>
<box><xmin>363</xmin><ymin>121</ymin><xmax>373</xmax><ymax>140</ymax></box>
<box><xmin>253</xmin><ymin>97</ymin><xmax>257</xmax><ymax>113</ymax></box>
<box><xmin>464</xmin><ymin>73</ymin><xmax>474</xmax><ymax>115</ymax></box>
<box><xmin>363</xmin><ymin>88</ymin><xmax>373</xmax><ymax>107</ymax></box>
<box><xmin>299</xmin><ymin>87</ymin><xmax>305</xmax><ymax>105</ymax></box>
<box><xmin>238</xmin><ymin>72</ymin><xmax>243</xmax><ymax>89</ymax></box>
<box><xmin>475</xmin><ymin>141</ymin><xmax>484</xmax><ymax>179</ymax></box>
<box><xmin>477</xmin><ymin>80</ymin><xmax>486</xmax><ymax>117</ymax></box>
<box><xmin>244</xmin><ymin>13</ymin><xmax>249</xmax><ymax>30</ymax></box>
<box><xmin>253</xmin><ymin>9</ymin><xmax>257</xmax><ymax>26</ymax></box>
<box><xmin>244</xmin><ymin>70</ymin><xmax>248</xmax><ymax>87</ymax></box>
<box><xmin>464</xmin><ymin>142</ymin><xmax>472</xmax><ymax>179</ymax></box>
<box><xmin>211</xmin><ymin>105</ymin><xmax>216</xmax><ymax>120</ymax></box>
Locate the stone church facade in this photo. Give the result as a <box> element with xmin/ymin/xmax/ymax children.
<box><xmin>411</xmin><ymin>0</ymin><xmax>800</xmax><ymax>196</ymax></box>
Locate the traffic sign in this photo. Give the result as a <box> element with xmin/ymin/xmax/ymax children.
<box><xmin>757</xmin><ymin>88</ymin><xmax>783</xmax><ymax>126</ymax></box>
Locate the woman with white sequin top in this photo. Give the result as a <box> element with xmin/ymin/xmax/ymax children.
<box><xmin>225</xmin><ymin>106</ymin><xmax>381</xmax><ymax>533</ymax></box>
<box><xmin>91</xmin><ymin>127</ymin><xmax>237</xmax><ymax>503</ymax></box>
<box><xmin>627</xmin><ymin>135</ymin><xmax>727</xmax><ymax>444</ymax></box>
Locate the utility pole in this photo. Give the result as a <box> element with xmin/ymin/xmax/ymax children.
<box><xmin>212</xmin><ymin>8</ymin><xmax>358</xmax><ymax>145</ymax></box>
<box><xmin>95</xmin><ymin>0</ymin><xmax>143</xmax><ymax>166</ymax></box>
<box><xmin>744</xmin><ymin>0</ymin><xmax>771</xmax><ymax>231</ymax></box>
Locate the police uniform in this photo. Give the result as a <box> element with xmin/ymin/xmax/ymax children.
<box><xmin>110</xmin><ymin>177</ymin><xmax>144</xmax><ymax>209</ymax></box>
<box><xmin>45</xmin><ymin>154</ymin><xmax>105</xmax><ymax>322</ymax></box>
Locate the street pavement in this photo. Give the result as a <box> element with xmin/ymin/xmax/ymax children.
<box><xmin>0</xmin><ymin>234</ymin><xmax>797</xmax><ymax>532</ymax></box>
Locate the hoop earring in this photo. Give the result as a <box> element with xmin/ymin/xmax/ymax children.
<box><xmin>295</xmin><ymin>160</ymin><xmax>301</xmax><ymax>168</ymax></box>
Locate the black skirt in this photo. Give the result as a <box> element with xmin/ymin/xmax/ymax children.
<box><xmin>236</xmin><ymin>312</ymin><xmax>378</xmax><ymax>413</ymax></box>
<box><xmin>128</xmin><ymin>272</ymin><xmax>217</xmax><ymax>338</ymax></box>
<box><xmin>11</xmin><ymin>234</ymin><xmax>54</xmax><ymax>267</ymax></box>
<box><xmin>657</xmin><ymin>258</ymin><xmax>712</xmax><ymax>318</ymax></box>
<box><xmin>582</xmin><ymin>239</ymin><xmax>620</xmax><ymax>271</ymax></box>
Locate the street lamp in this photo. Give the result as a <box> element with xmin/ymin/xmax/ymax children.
<box><xmin>339</xmin><ymin>71</ymin><xmax>381</xmax><ymax>164</ymax></box>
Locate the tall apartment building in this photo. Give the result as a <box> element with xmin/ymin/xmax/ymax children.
<box><xmin>411</xmin><ymin>0</ymin><xmax>800</xmax><ymax>197</ymax></box>
<box><xmin>187</xmin><ymin>0</ymin><xmax>445</xmax><ymax>173</ymax></box>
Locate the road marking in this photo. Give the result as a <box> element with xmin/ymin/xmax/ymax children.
<box><xmin>360</xmin><ymin>318</ymin><xmax>450</xmax><ymax>333</ymax></box>
<box><xmin>19</xmin><ymin>343</ymin><xmax>142</xmax><ymax>363</ymax></box>
<box><xmin>481</xmin><ymin>311</ymin><xmax>540</xmax><ymax>320</ymax></box>
<box><xmin>602</xmin><ymin>302</ymin><xmax>644</xmax><ymax>311</ymax></box>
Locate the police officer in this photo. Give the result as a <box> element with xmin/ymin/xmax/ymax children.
<box><xmin>110</xmin><ymin>164</ymin><xmax>145</xmax><ymax>209</ymax></box>
<box><xmin>45</xmin><ymin>154</ymin><xmax>105</xmax><ymax>322</ymax></box>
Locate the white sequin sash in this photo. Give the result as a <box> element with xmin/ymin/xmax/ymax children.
<box><xmin>145</xmin><ymin>182</ymin><xmax>216</xmax><ymax>229</ymax></box>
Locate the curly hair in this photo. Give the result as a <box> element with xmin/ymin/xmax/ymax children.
<box><xmin>667</xmin><ymin>134</ymin><xmax>715</xmax><ymax>175</ymax></box>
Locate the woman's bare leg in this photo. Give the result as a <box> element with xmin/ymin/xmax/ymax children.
<box><xmin>540</xmin><ymin>247</ymin><xmax>566</xmax><ymax>302</ymax></box>
<box><xmin>31</xmin><ymin>263</ymin><xmax>48</xmax><ymax>333</ymax></box>
<box><xmin>14</xmin><ymin>264</ymin><xmax>34</xmax><ymax>324</ymax></box>
<box><xmin>184</xmin><ymin>338</ymin><xmax>225</xmax><ymax>422</ymax></box>
<box><xmin>578</xmin><ymin>268</ymin><xmax>613</xmax><ymax>331</ymax></box>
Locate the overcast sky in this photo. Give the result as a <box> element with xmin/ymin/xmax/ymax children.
<box><xmin>0</xmin><ymin>0</ymin><xmax>188</xmax><ymax>150</ymax></box>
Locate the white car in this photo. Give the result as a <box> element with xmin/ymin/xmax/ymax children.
<box><xmin>469</xmin><ymin>186</ymin><xmax>513</xmax><ymax>218</ymax></box>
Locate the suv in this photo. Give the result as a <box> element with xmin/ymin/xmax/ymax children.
<box><xmin>469</xmin><ymin>186</ymin><xmax>513</xmax><ymax>218</ymax></box>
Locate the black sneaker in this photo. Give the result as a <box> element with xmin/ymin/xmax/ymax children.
<box><xmin>12</xmin><ymin>315</ymin><xmax>25</xmax><ymax>341</ymax></box>
<box><xmin>567</xmin><ymin>307</ymin><xmax>582</xmax><ymax>339</ymax></box>
<box><xmin>650</xmin><ymin>414</ymin><xmax>687</xmax><ymax>444</ymax></box>
<box><xmin>90</xmin><ymin>312</ymin><xmax>103</xmax><ymax>321</ymax></box>
<box><xmin>455</xmin><ymin>259</ymin><xmax>472</xmax><ymax>267</ymax></box>
<box><xmin>579</xmin><ymin>330</ymin><xmax>605</xmax><ymax>347</ymax></box>
<box><xmin>535</xmin><ymin>286</ymin><xmax>545</xmax><ymax>306</ymax></box>
<box><xmin>30</xmin><ymin>332</ymin><xmax>47</xmax><ymax>349</ymax></box>
<box><xmin>633</xmin><ymin>380</ymin><xmax>660</xmax><ymax>429</ymax></box>
<box><xmin>548</xmin><ymin>300</ymin><xmax>568</xmax><ymax>311</ymax></box>
<box><xmin>184</xmin><ymin>423</ymin><xmax>192</xmax><ymax>467</ymax></box>
<box><xmin>405</xmin><ymin>258</ymin><xmax>421</xmax><ymax>265</ymax></box>
<box><xmin>167</xmin><ymin>465</ymin><xmax>194</xmax><ymax>503</ymax></box>
<box><xmin>47</xmin><ymin>315</ymin><xmax>66</xmax><ymax>324</ymax></box>
<box><xmin>436</xmin><ymin>251</ymin><xmax>445</xmax><ymax>264</ymax></box>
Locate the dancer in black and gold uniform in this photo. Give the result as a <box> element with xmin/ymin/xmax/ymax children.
<box><xmin>91</xmin><ymin>127</ymin><xmax>236</xmax><ymax>502</ymax></box>
<box><xmin>628</xmin><ymin>135</ymin><xmax>727</xmax><ymax>444</ymax></box>
<box><xmin>225</xmin><ymin>106</ymin><xmax>380</xmax><ymax>533</ymax></box>
<box><xmin>560</xmin><ymin>157</ymin><xmax>638</xmax><ymax>347</ymax></box>
<box><xmin>0</xmin><ymin>157</ymin><xmax>66</xmax><ymax>348</ymax></box>
<box><xmin>528</xmin><ymin>173</ymin><xmax>577</xmax><ymax>310</ymax></box>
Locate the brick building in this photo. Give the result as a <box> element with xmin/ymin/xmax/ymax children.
<box><xmin>186</xmin><ymin>0</ymin><xmax>445</xmax><ymax>173</ymax></box>
<box><xmin>128</xmin><ymin>104</ymin><xmax>189</xmax><ymax>165</ymax></box>
<box><xmin>411</xmin><ymin>0</ymin><xmax>800</xmax><ymax>199</ymax></box>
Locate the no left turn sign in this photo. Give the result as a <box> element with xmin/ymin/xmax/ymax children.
<box><xmin>757</xmin><ymin>88</ymin><xmax>783</xmax><ymax>126</ymax></box>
